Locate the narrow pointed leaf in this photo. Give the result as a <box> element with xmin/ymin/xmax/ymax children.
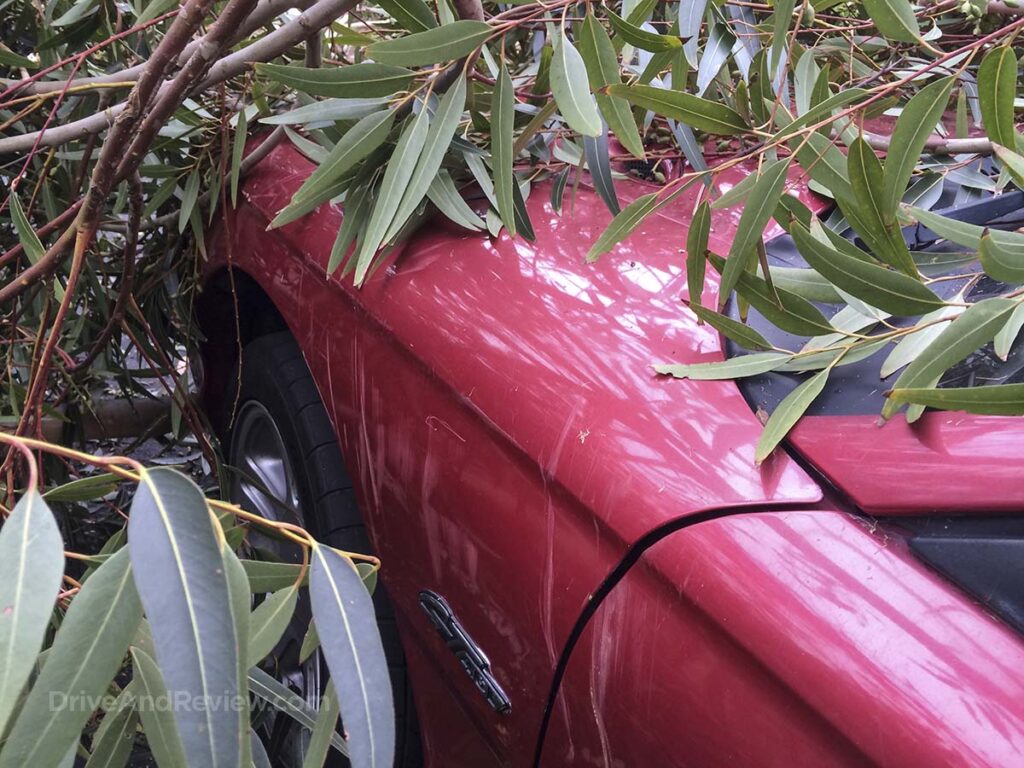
<box><xmin>879</xmin><ymin>304</ymin><xmax>963</xmax><ymax>378</ymax></box>
<box><xmin>978</xmin><ymin>46</ymin><xmax>1018</xmax><ymax>149</ymax></box>
<box><xmin>579</xmin><ymin>13</ymin><xmax>645</xmax><ymax>159</ymax></box>
<box><xmin>366</xmin><ymin>20</ymin><xmax>491</xmax><ymax>66</ymax></box>
<box><xmin>882</xmin><ymin>77</ymin><xmax>954</xmax><ymax>213</ymax></box>
<box><xmin>427</xmin><ymin>170</ymin><xmax>485</xmax><ymax>231</ymax></box>
<box><xmin>257</xmin><ymin>63</ymin><xmax>416</xmax><ymax>98</ymax></box>
<box><xmin>791</xmin><ymin>223</ymin><xmax>944</xmax><ymax>315</ymax></box>
<box><xmin>862</xmin><ymin>0</ymin><xmax>920</xmax><ymax>42</ymax></box>
<box><xmin>719</xmin><ymin>158</ymin><xmax>791</xmax><ymax>304</ymax></box>
<box><xmin>248</xmin><ymin>667</ymin><xmax>348</xmax><ymax>756</ymax></box>
<box><xmin>550</xmin><ymin>166</ymin><xmax>571</xmax><ymax>214</ymax></box>
<box><xmin>492</xmin><ymin>65</ymin><xmax>518</xmax><ymax>236</ymax></box>
<box><xmin>883</xmin><ymin>298</ymin><xmax>1018</xmax><ymax>419</ymax></box>
<box><xmin>261</xmin><ymin>98</ymin><xmax>389</xmax><ymax>125</ymax></box>
<box><xmin>843</xmin><ymin>138</ymin><xmax>917</xmax><ymax>276</ymax></box>
<box><xmin>10</xmin><ymin>194</ymin><xmax>45</xmax><ymax>265</ymax></box>
<box><xmin>131</xmin><ymin>648</ymin><xmax>188</xmax><ymax>768</ymax></box>
<box><xmin>0</xmin><ymin>489</ymin><xmax>64</xmax><ymax>736</ymax></box>
<box><xmin>995</xmin><ymin>303</ymin><xmax>1024</xmax><ymax>360</ymax></box>
<box><xmin>178</xmin><ymin>171</ymin><xmax>200</xmax><ymax>234</ymax></box>
<box><xmin>551</xmin><ymin>28</ymin><xmax>602</xmax><ymax>137</ymax></box>
<box><xmin>605</xmin><ymin>9</ymin><xmax>682</xmax><ymax>52</ymax></box>
<box><xmin>0</xmin><ymin>548</ymin><xmax>142</xmax><ymax>768</ymax></box>
<box><xmin>689</xmin><ymin>303</ymin><xmax>774</xmax><ymax>350</ymax></box>
<box><xmin>979</xmin><ymin>231</ymin><xmax>1024</xmax><ymax>284</ymax></box>
<box><xmin>385</xmin><ymin>76</ymin><xmax>467</xmax><ymax>243</ymax></box>
<box><xmin>756</xmin><ymin>368</ymin><xmax>831</xmax><ymax>463</ymax></box>
<box><xmin>328</xmin><ymin>183</ymin><xmax>372</xmax><ymax>274</ymax></box>
<box><xmin>272</xmin><ymin>109</ymin><xmax>394</xmax><ymax>228</ymax></box>
<box><xmin>248</xmin><ymin>586</ymin><xmax>298</xmax><ymax>666</ymax></box>
<box><xmin>84</xmin><ymin>700</ymin><xmax>138</xmax><ymax>768</ymax></box>
<box><xmin>310</xmin><ymin>545</ymin><xmax>395</xmax><ymax>768</ymax></box>
<box><xmin>686</xmin><ymin>200</ymin><xmax>710</xmax><ymax>307</ymax></box>
<box><xmin>301</xmin><ymin>681</ymin><xmax>341</xmax><ymax>768</ymax></box>
<box><xmin>43</xmin><ymin>472</ymin><xmax>119</xmax><ymax>503</ymax></box>
<box><xmin>127</xmin><ymin>467</ymin><xmax>243</xmax><ymax>768</ymax></box>
<box><xmin>230</xmin><ymin>109</ymin><xmax>247</xmax><ymax>208</ymax></box>
<box><xmin>887</xmin><ymin>383</ymin><xmax>1024</xmax><ymax>415</ymax></box>
<box><xmin>586</xmin><ymin>191</ymin><xmax>659</xmax><ymax>261</ymax></box>
<box><xmin>511</xmin><ymin>179</ymin><xmax>536</xmax><ymax>242</ymax></box>
<box><xmin>354</xmin><ymin>106</ymin><xmax>431</xmax><ymax>284</ymax></box>
<box><xmin>708</xmin><ymin>253</ymin><xmax>834</xmax><ymax>337</ymax></box>
<box><xmin>656</xmin><ymin>352</ymin><xmax>790</xmax><ymax>380</ymax></box>
<box><xmin>608</xmin><ymin>84</ymin><xmax>747</xmax><ymax>135</ymax></box>
<box><xmin>770</xmin><ymin>0</ymin><xmax>796</xmax><ymax>72</ymax></box>
<box><xmin>584</xmin><ymin>131</ymin><xmax>620</xmax><ymax>215</ymax></box>
<box><xmin>375</xmin><ymin>0</ymin><xmax>437</xmax><ymax>32</ymax></box>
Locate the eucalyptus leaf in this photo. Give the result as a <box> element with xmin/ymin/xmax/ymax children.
<box><xmin>862</xmin><ymin>0</ymin><xmax>920</xmax><ymax>42</ymax></box>
<box><xmin>755</xmin><ymin>367</ymin><xmax>831</xmax><ymax>464</ymax></box>
<box><xmin>608</xmin><ymin>84</ymin><xmax>747</xmax><ymax>135</ymax></box>
<box><xmin>654</xmin><ymin>352</ymin><xmax>790</xmax><ymax>380</ymax></box>
<box><xmin>586</xmin><ymin>191</ymin><xmax>660</xmax><ymax>261</ymax></box>
<box><xmin>366</xmin><ymin>20</ymin><xmax>491</xmax><ymax>66</ymax></box>
<box><xmin>310</xmin><ymin>545</ymin><xmax>395</xmax><ymax>768</ymax></box>
<box><xmin>492</xmin><ymin>65</ymin><xmax>518</xmax><ymax>236</ymax></box>
<box><xmin>978</xmin><ymin>46</ymin><xmax>1018</xmax><ymax>149</ymax></box>
<box><xmin>0</xmin><ymin>489</ymin><xmax>64</xmax><ymax>736</ymax></box>
<box><xmin>257</xmin><ymin>62</ymin><xmax>416</xmax><ymax>99</ymax></box>
<box><xmin>130</xmin><ymin>648</ymin><xmax>187</xmax><ymax>768</ymax></box>
<box><xmin>551</xmin><ymin>27</ymin><xmax>602</xmax><ymax>137</ymax></box>
<box><xmin>887</xmin><ymin>383</ymin><xmax>1024</xmax><ymax>415</ymax></box>
<box><xmin>686</xmin><ymin>200</ymin><xmax>710</xmax><ymax>307</ymax></box>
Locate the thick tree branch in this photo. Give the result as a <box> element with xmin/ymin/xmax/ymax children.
<box><xmin>864</xmin><ymin>131</ymin><xmax>995</xmax><ymax>156</ymax></box>
<box><xmin>0</xmin><ymin>0</ymin><xmax>358</xmax><ymax>155</ymax></box>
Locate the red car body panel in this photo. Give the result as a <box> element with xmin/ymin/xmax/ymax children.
<box><xmin>542</xmin><ymin>511</ymin><xmax>1024</xmax><ymax>767</ymax></box>
<box><xmin>202</xmin><ymin>141</ymin><xmax>1024</xmax><ymax>766</ymax></box>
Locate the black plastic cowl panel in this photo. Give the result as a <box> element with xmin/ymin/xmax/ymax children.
<box><xmin>901</xmin><ymin>518</ymin><xmax>1024</xmax><ymax>635</ymax></box>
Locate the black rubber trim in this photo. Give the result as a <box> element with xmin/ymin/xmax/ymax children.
<box><xmin>530</xmin><ymin>500</ymin><xmax>822</xmax><ymax>767</ymax></box>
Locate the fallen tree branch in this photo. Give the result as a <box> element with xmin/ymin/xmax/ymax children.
<box><xmin>864</xmin><ymin>131</ymin><xmax>995</xmax><ymax>156</ymax></box>
<box><xmin>0</xmin><ymin>0</ymin><xmax>357</xmax><ymax>155</ymax></box>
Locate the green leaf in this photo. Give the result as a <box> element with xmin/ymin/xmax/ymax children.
<box><xmin>688</xmin><ymin>303</ymin><xmax>774</xmax><ymax>350</ymax></box>
<box><xmin>310</xmin><ymin>544</ymin><xmax>395</xmax><ymax>768</ymax></box>
<box><xmin>883</xmin><ymin>298</ymin><xmax>1018</xmax><ymax>420</ymax></box>
<box><xmin>719</xmin><ymin>158</ymin><xmax>791</xmax><ymax>305</ymax></box>
<box><xmin>879</xmin><ymin>304</ymin><xmax>963</xmax><ymax>378</ymax></box>
<box><xmin>178</xmin><ymin>171</ymin><xmax>200</xmax><ymax>235</ymax></box>
<box><xmin>579</xmin><ymin>14</ymin><xmax>645</xmax><ymax>159</ymax></box>
<box><xmin>756</xmin><ymin>367</ymin><xmax>831</xmax><ymax>463</ymax></box>
<box><xmin>0</xmin><ymin>42</ymin><xmax>36</xmax><ymax>69</ymax></box>
<box><xmin>376</xmin><ymin>0</ymin><xmax>437</xmax><ymax>32</ymax></box>
<box><xmin>607</xmin><ymin>84</ymin><xmax>747</xmax><ymax>135</ymax></box>
<box><xmin>328</xmin><ymin>182</ymin><xmax>372</xmax><ymax>274</ymax></box>
<box><xmin>0</xmin><ymin>489</ymin><xmax>64</xmax><ymax>736</ymax></box>
<box><xmin>843</xmin><ymin>137</ymin><xmax>917</xmax><ymax>276</ymax></box>
<box><xmin>789</xmin><ymin>130</ymin><xmax>853</xmax><ymax>200</ymax></box>
<box><xmin>979</xmin><ymin>230</ymin><xmax>1024</xmax><ymax>284</ymax></box>
<box><xmin>248</xmin><ymin>586</ymin><xmax>298</xmax><ymax>666</ymax></box>
<box><xmin>43</xmin><ymin>472</ymin><xmax>119</xmax><ymax>503</ymax></box>
<box><xmin>708</xmin><ymin>253</ymin><xmax>835</xmax><ymax>337</ymax></box>
<box><xmin>365</xmin><ymin>20</ymin><xmax>490</xmax><ymax>66</ymax></box>
<box><xmin>551</xmin><ymin>27</ymin><xmax>602</xmax><ymax>138</ymax></box>
<box><xmin>354</xmin><ymin>105</ymin><xmax>431</xmax><ymax>284</ymax></box>
<box><xmin>791</xmin><ymin>223</ymin><xmax>944</xmax><ymax>315</ymax></box>
<box><xmin>299</xmin><ymin>619</ymin><xmax>320</xmax><ymax>664</ymax></box>
<box><xmin>686</xmin><ymin>200</ymin><xmax>710</xmax><ymax>307</ymax></box>
<box><xmin>492</xmin><ymin>65</ymin><xmax>518</xmax><ymax>237</ymax></box>
<box><xmin>301</xmin><ymin>681</ymin><xmax>341</xmax><ymax>768</ymax></box>
<box><xmin>10</xmin><ymin>193</ymin><xmax>45</xmax><ymax>265</ymax></box>
<box><xmin>770</xmin><ymin>0</ymin><xmax>796</xmax><ymax>72</ymax></box>
<box><xmin>909</xmin><ymin>206</ymin><xmax>1024</xmax><ymax>267</ymax></box>
<box><xmin>427</xmin><ymin>170</ymin><xmax>485</xmax><ymax>231</ymax></box>
<box><xmin>241</xmin><ymin>560</ymin><xmax>308</xmax><ymax>593</ymax></box>
<box><xmin>0</xmin><ymin>548</ymin><xmax>142</xmax><ymax>768</ymax></box>
<box><xmin>261</xmin><ymin>97</ymin><xmax>390</xmax><ymax>125</ymax></box>
<box><xmin>762</xmin><ymin>265</ymin><xmax>842</xmax><ymax>303</ymax></box>
<box><xmin>550</xmin><ymin>166</ymin><xmax>571</xmax><ymax>214</ymax></box>
<box><xmin>887</xmin><ymin>383</ymin><xmax>1024</xmax><ymax>415</ymax></box>
<box><xmin>605</xmin><ymin>9</ymin><xmax>682</xmax><ymax>52</ymax></box>
<box><xmin>84</xmin><ymin>696</ymin><xmax>137</xmax><ymax>768</ymax></box>
<box><xmin>995</xmin><ymin>303</ymin><xmax>1024</xmax><ymax>360</ymax></box>
<box><xmin>978</xmin><ymin>46</ymin><xmax>1018</xmax><ymax>149</ymax></box>
<box><xmin>862</xmin><ymin>0</ymin><xmax>920</xmax><ymax>42</ymax></box>
<box><xmin>130</xmin><ymin>648</ymin><xmax>187</xmax><ymax>768</ymax></box>
<box><xmin>249</xmin><ymin>667</ymin><xmax>348</xmax><ymax>756</ymax></box>
<box><xmin>993</xmin><ymin>143</ymin><xmax>1024</xmax><ymax>187</ymax></box>
<box><xmin>881</xmin><ymin>77</ymin><xmax>954</xmax><ymax>214</ymax></box>
<box><xmin>511</xmin><ymin>178</ymin><xmax>536</xmax><ymax>242</ymax></box>
<box><xmin>257</xmin><ymin>63</ymin><xmax>416</xmax><ymax>99</ymax></box>
<box><xmin>127</xmin><ymin>467</ymin><xmax>244</xmax><ymax>768</ymax></box>
<box><xmin>586</xmin><ymin>191</ymin><xmax>660</xmax><ymax>261</ymax></box>
<box><xmin>272</xmin><ymin>109</ymin><xmax>394</xmax><ymax>228</ymax></box>
<box><xmin>385</xmin><ymin>76</ymin><xmax>468</xmax><ymax>243</ymax></box>
<box><xmin>230</xmin><ymin>108</ymin><xmax>247</xmax><ymax>208</ymax></box>
<box><xmin>584</xmin><ymin>132</ymin><xmax>620</xmax><ymax>215</ymax></box>
<box><xmin>655</xmin><ymin>352</ymin><xmax>790</xmax><ymax>380</ymax></box>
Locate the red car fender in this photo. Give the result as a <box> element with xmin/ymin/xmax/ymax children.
<box><xmin>539</xmin><ymin>509</ymin><xmax>1024</xmax><ymax>767</ymax></box>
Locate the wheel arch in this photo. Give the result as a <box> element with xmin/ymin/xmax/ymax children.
<box><xmin>194</xmin><ymin>266</ymin><xmax>288</xmax><ymax>435</ymax></box>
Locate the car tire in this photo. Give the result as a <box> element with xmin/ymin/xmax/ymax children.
<box><xmin>222</xmin><ymin>331</ymin><xmax>422</xmax><ymax>767</ymax></box>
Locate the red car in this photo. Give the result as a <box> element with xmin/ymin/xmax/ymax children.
<box><xmin>197</xmin><ymin>139</ymin><xmax>1024</xmax><ymax>767</ymax></box>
